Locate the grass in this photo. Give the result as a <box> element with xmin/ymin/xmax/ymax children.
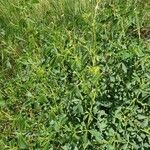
<box><xmin>0</xmin><ymin>0</ymin><xmax>150</xmax><ymax>149</ymax></box>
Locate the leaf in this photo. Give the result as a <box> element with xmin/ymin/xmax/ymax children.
<box><xmin>131</xmin><ymin>141</ymin><xmax>139</xmax><ymax>149</ymax></box>
<box><xmin>136</xmin><ymin>135</ymin><xmax>142</xmax><ymax>142</ymax></box>
<box><xmin>26</xmin><ymin>91</ymin><xmax>32</xmax><ymax>97</ymax></box>
<box><xmin>97</xmin><ymin>121</ymin><xmax>107</xmax><ymax>131</ymax></box>
<box><xmin>137</xmin><ymin>114</ymin><xmax>146</xmax><ymax>120</ymax></box>
<box><xmin>0</xmin><ymin>140</ymin><xmax>5</xmax><ymax>149</ymax></box>
<box><xmin>0</xmin><ymin>100</ymin><xmax>5</xmax><ymax>107</ymax></box>
<box><xmin>17</xmin><ymin>135</ymin><xmax>28</xmax><ymax>150</ymax></box>
<box><xmin>89</xmin><ymin>130</ymin><xmax>101</xmax><ymax>142</ymax></box>
<box><xmin>121</xmin><ymin>143</ymin><xmax>128</xmax><ymax>149</ymax></box>
<box><xmin>141</xmin><ymin>119</ymin><xmax>148</xmax><ymax>128</ymax></box>
<box><xmin>6</xmin><ymin>59</ymin><xmax>12</xmax><ymax>69</ymax></box>
<box><xmin>143</xmin><ymin>143</ymin><xmax>149</xmax><ymax>148</ymax></box>
<box><xmin>74</xmin><ymin>146</ymin><xmax>78</xmax><ymax>150</ymax></box>
<box><xmin>77</xmin><ymin>104</ymin><xmax>84</xmax><ymax>114</ymax></box>
<box><xmin>62</xmin><ymin>144</ymin><xmax>70</xmax><ymax>150</ymax></box>
<box><xmin>107</xmin><ymin>145</ymin><xmax>115</xmax><ymax>150</ymax></box>
<box><xmin>122</xmin><ymin>63</ymin><xmax>127</xmax><ymax>73</ymax></box>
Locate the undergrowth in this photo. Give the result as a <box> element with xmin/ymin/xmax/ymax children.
<box><xmin>0</xmin><ymin>0</ymin><xmax>150</xmax><ymax>149</ymax></box>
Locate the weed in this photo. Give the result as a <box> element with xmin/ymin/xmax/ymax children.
<box><xmin>0</xmin><ymin>0</ymin><xmax>150</xmax><ymax>149</ymax></box>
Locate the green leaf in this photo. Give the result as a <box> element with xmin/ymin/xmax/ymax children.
<box><xmin>6</xmin><ymin>59</ymin><xmax>12</xmax><ymax>69</ymax></box>
<box><xmin>17</xmin><ymin>135</ymin><xmax>28</xmax><ymax>150</ymax></box>
<box><xmin>122</xmin><ymin>63</ymin><xmax>127</xmax><ymax>73</ymax></box>
<box><xmin>89</xmin><ymin>130</ymin><xmax>101</xmax><ymax>142</ymax></box>
<box><xmin>74</xmin><ymin>146</ymin><xmax>78</xmax><ymax>150</ymax></box>
<box><xmin>121</xmin><ymin>143</ymin><xmax>128</xmax><ymax>150</ymax></box>
<box><xmin>141</xmin><ymin>119</ymin><xmax>148</xmax><ymax>128</ymax></box>
<box><xmin>137</xmin><ymin>115</ymin><xmax>146</xmax><ymax>120</ymax></box>
<box><xmin>0</xmin><ymin>100</ymin><xmax>5</xmax><ymax>107</ymax></box>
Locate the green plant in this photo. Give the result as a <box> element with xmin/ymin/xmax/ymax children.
<box><xmin>0</xmin><ymin>0</ymin><xmax>150</xmax><ymax>149</ymax></box>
